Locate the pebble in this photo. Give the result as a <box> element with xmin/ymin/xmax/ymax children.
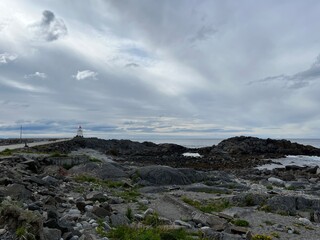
<box><xmin>0</xmin><ymin>229</ymin><xmax>6</xmax><ymax>235</ymax></box>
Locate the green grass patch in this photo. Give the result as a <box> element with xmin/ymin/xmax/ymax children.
<box><xmin>182</xmin><ymin>197</ymin><xmax>231</xmax><ymax>213</ymax></box>
<box><xmin>264</xmin><ymin>220</ymin><xmax>275</xmax><ymax>226</ymax></box>
<box><xmin>115</xmin><ymin>188</ymin><xmax>141</xmax><ymax>202</ymax></box>
<box><xmin>0</xmin><ymin>148</ymin><xmax>13</xmax><ymax>156</ymax></box>
<box><xmin>89</xmin><ymin>157</ymin><xmax>102</xmax><ymax>163</ymax></box>
<box><xmin>231</xmin><ymin>219</ymin><xmax>249</xmax><ymax>227</ymax></box>
<box><xmin>252</xmin><ymin>234</ymin><xmax>273</xmax><ymax>240</ymax></box>
<box><xmin>50</xmin><ymin>152</ymin><xmax>68</xmax><ymax>158</ymax></box>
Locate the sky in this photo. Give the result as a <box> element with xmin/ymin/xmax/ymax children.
<box><xmin>1</xmin><ymin>0</ymin><xmax>320</xmax><ymax>140</ymax></box>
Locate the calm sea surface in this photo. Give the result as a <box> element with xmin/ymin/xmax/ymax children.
<box><xmin>139</xmin><ymin>138</ymin><xmax>320</xmax><ymax>149</ymax></box>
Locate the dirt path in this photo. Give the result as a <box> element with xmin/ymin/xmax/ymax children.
<box><xmin>0</xmin><ymin>139</ymin><xmax>71</xmax><ymax>151</ymax></box>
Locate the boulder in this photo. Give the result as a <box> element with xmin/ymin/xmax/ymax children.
<box><xmin>4</xmin><ymin>183</ymin><xmax>32</xmax><ymax>201</ymax></box>
<box><xmin>43</xmin><ymin>227</ymin><xmax>62</xmax><ymax>240</ymax></box>
<box><xmin>110</xmin><ymin>213</ymin><xmax>129</xmax><ymax>227</ymax></box>
<box><xmin>135</xmin><ymin>165</ymin><xmax>192</xmax><ymax>185</ymax></box>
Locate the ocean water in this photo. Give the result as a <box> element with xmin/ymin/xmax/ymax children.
<box><xmin>143</xmin><ymin>138</ymin><xmax>320</xmax><ymax>149</ymax></box>
<box><xmin>143</xmin><ymin>138</ymin><xmax>320</xmax><ymax>168</ymax></box>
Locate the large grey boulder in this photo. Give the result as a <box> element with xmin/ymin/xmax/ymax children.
<box><xmin>43</xmin><ymin>227</ymin><xmax>62</xmax><ymax>240</ymax></box>
<box><xmin>4</xmin><ymin>183</ymin><xmax>32</xmax><ymax>201</ymax></box>
<box><xmin>135</xmin><ymin>165</ymin><xmax>192</xmax><ymax>185</ymax></box>
<box><xmin>69</xmin><ymin>162</ymin><xmax>127</xmax><ymax>179</ymax></box>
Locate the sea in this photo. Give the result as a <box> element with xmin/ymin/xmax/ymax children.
<box><xmin>139</xmin><ymin>138</ymin><xmax>320</xmax><ymax>149</ymax></box>
<box><xmin>138</xmin><ymin>138</ymin><xmax>320</xmax><ymax>169</ymax></box>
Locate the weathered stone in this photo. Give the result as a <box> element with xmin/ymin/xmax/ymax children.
<box><xmin>42</xmin><ymin>176</ymin><xmax>59</xmax><ymax>185</ymax></box>
<box><xmin>174</xmin><ymin>220</ymin><xmax>192</xmax><ymax>228</ymax></box>
<box><xmin>4</xmin><ymin>183</ymin><xmax>32</xmax><ymax>201</ymax></box>
<box><xmin>192</xmin><ymin>212</ymin><xmax>227</xmax><ymax>230</ymax></box>
<box><xmin>92</xmin><ymin>206</ymin><xmax>111</xmax><ymax>218</ymax></box>
<box><xmin>110</xmin><ymin>213</ymin><xmax>129</xmax><ymax>226</ymax></box>
<box><xmin>86</xmin><ymin>191</ymin><xmax>107</xmax><ymax>202</ymax></box>
<box><xmin>136</xmin><ymin>165</ymin><xmax>192</xmax><ymax>185</ymax></box>
<box><xmin>43</xmin><ymin>227</ymin><xmax>62</xmax><ymax>240</ymax></box>
<box><xmin>268</xmin><ymin>177</ymin><xmax>285</xmax><ymax>187</ymax></box>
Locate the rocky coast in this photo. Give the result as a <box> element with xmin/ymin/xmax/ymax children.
<box><xmin>0</xmin><ymin>136</ymin><xmax>320</xmax><ymax>239</ymax></box>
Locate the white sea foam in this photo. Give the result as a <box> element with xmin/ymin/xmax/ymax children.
<box><xmin>257</xmin><ymin>155</ymin><xmax>320</xmax><ymax>170</ymax></box>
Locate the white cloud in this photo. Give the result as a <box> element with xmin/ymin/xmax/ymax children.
<box><xmin>73</xmin><ymin>70</ymin><xmax>98</xmax><ymax>81</ymax></box>
<box><xmin>0</xmin><ymin>53</ymin><xmax>17</xmax><ymax>65</ymax></box>
<box><xmin>24</xmin><ymin>71</ymin><xmax>47</xmax><ymax>79</ymax></box>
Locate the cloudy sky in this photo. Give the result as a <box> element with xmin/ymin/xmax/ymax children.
<box><xmin>1</xmin><ymin>0</ymin><xmax>320</xmax><ymax>139</ymax></box>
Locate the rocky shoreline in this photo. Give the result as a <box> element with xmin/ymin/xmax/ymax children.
<box><xmin>0</xmin><ymin>136</ymin><xmax>320</xmax><ymax>239</ymax></box>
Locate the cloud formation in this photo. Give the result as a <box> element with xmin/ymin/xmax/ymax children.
<box><xmin>0</xmin><ymin>53</ymin><xmax>17</xmax><ymax>65</ymax></box>
<box><xmin>250</xmin><ymin>54</ymin><xmax>320</xmax><ymax>89</ymax></box>
<box><xmin>24</xmin><ymin>71</ymin><xmax>47</xmax><ymax>79</ymax></box>
<box><xmin>73</xmin><ymin>70</ymin><xmax>98</xmax><ymax>80</ymax></box>
<box><xmin>31</xmin><ymin>10</ymin><xmax>68</xmax><ymax>42</ymax></box>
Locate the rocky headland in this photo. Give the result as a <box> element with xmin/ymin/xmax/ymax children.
<box><xmin>0</xmin><ymin>136</ymin><xmax>320</xmax><ymax>239</ymax></box>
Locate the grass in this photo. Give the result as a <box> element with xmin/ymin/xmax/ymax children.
<box><xmin>115</xmin><ymin>188</ymin><xmax>141</xmax><ymax>202</ymax></box>
<box><xmin>182</xmin><ymin>197</ymin><xmax>231</xmax><ymax>213</ymax></box>
<box><xmin>96</xmin><ymin>218</ymin><xmax>108</xmax><ymax>238</ymax></box>
<box><xmin>251</xmin><ymin>234</ymin><xmax>273</xmax><ymax>240</ymax></box>
<box><xmin>107</xmin><ymin>226</ymin><xmax>207</xmax><ymax>240</ymax></box>
<box><xmin>75</xmin><ymin>174</ymin><xmax>140</xmax><ymax>201</ymax></box>
<box><xmin>89</xmin><ymin>157</ymin><xmax>102</xmax><ymax>163</ymax></box>
<box><xmin>264</xmin><ymin>220</ymin><xmax>275</xmax><ymax>226</ymax></box>
<box><xmin>126</xmin><ymin>207</ymin><xmax>133</xmax><ymax>221</ymax></box>
<box><xmin>0</xmin><ymin>148</ymin><xmax>13</xmax><ymax>156</ymax></box>
<box><xmin>50</xmin><ymin>152</ymin><xmax>68</xmax><ymax>158</ymax></box>
<box><xmin>266</xmin><ymin>185</ymin><xmax>273</xmax><ymax>190</ymax></box>
<box><xmin>0</xmin><ymin>200</ymin><xmax>41</xmax><ymax>239</ymax></box>
<box><xmin>270</xmin><ymin>232</ymin><xmax>280</xmax><ymax>238</ymax></box>
<box><xmin>137</xmin><ymin>202</ymin><xmax>148</xmax><ymax>211</ymax></box>
<box><xmin>231</xmin><ymin>219</ymin><xmax>249</xmax><ymax>227</ymax></box>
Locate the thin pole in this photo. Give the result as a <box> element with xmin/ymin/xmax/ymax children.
<box><xmin>20</xmin><ymin>125</ymin><xmax>22</xmax><ymax>142</ymax></box>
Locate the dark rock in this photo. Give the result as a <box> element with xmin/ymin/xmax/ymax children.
<box><xmin>92</xmin><ymin>206</ymin><xmax>111</xmax><ymax>218</ymax></box>
<box><xmin>136</xmin><ymin>165</ymin><xmax>192</xmax><ymax>185</ymax></box>
<box><xmin>110</xmin><ymin>213</ymin><xmax>129</xmax><ymax>226</ymax></box>
<box><xmin>86</xmin><ymin>191</ymin><xmax>107</xmax><ymax>202</ymax></box>
<box><xmin>42</xmin><ymin>176</ymin><xmax>59</xmax><ymax>185</ymax></box>
<box><xmin>4</xmin><ymin>183</ymin><xmax>32</xmax><ymax>201</ymax></box>
<box><xmin>28</xmin><ymin>176</ymin><xmax>46</xmax><ymax>186</ymax></box>
<box><xmin>43</xmin><ymin>227</ymin><xmax>62</xmax><ymax>240</ymax></box>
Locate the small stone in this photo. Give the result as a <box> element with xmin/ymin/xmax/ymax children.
<box><xmin>85</xmin><ymin>205</ymin><xmax>93</xmax><ymax>212</ymax></box>
<box><xmin>143</xmin><ymin>208</ymin><xmax>155</xmax><ymax>216</ymax></box>
<box><xmin>299</xmin><ymin>217</ymin><xmax>312</xmax><ymax>225</ymax></box>
<box><xmin>174</xmin><ymin>220</ymin><xmax>192</xmax><ymax>229</ymax></box>
<box><xmin>0</xmin><ymin>229</ymin><xmax>7</xmax><ymax>235</ymax></box>
<box><xmin>134</xmin><ymin>214</ymin><xmax>144</xmax><ymax>221</ymax></box>
<box><xmin>138</xmin><ymin>199</ymin><xmax>149</xmax><ymax>205</ymax></box>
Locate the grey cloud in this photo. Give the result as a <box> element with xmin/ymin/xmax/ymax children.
<box><xmin>250</xmin><ymin>54</ymin><xmax>320</xmax><ymax>89</ymax></box>
<box><xmin>0</xmin><ymin>53</ymin><xmax>17</xmax><ymax>65</ymax></box>
<box><xmin>189</xmin><ymin>25</ymin><xmax>217</xmax><ymax>43</ymax></box>
<box><xmin>125</xmin><ymin>63</ymin><xmax>140</xmax><ymax>68</ymax></box>
<box><xmin>31</xmin><ymin>10</ymin><xmax>68</xmax><ymax>42</ymax></box>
